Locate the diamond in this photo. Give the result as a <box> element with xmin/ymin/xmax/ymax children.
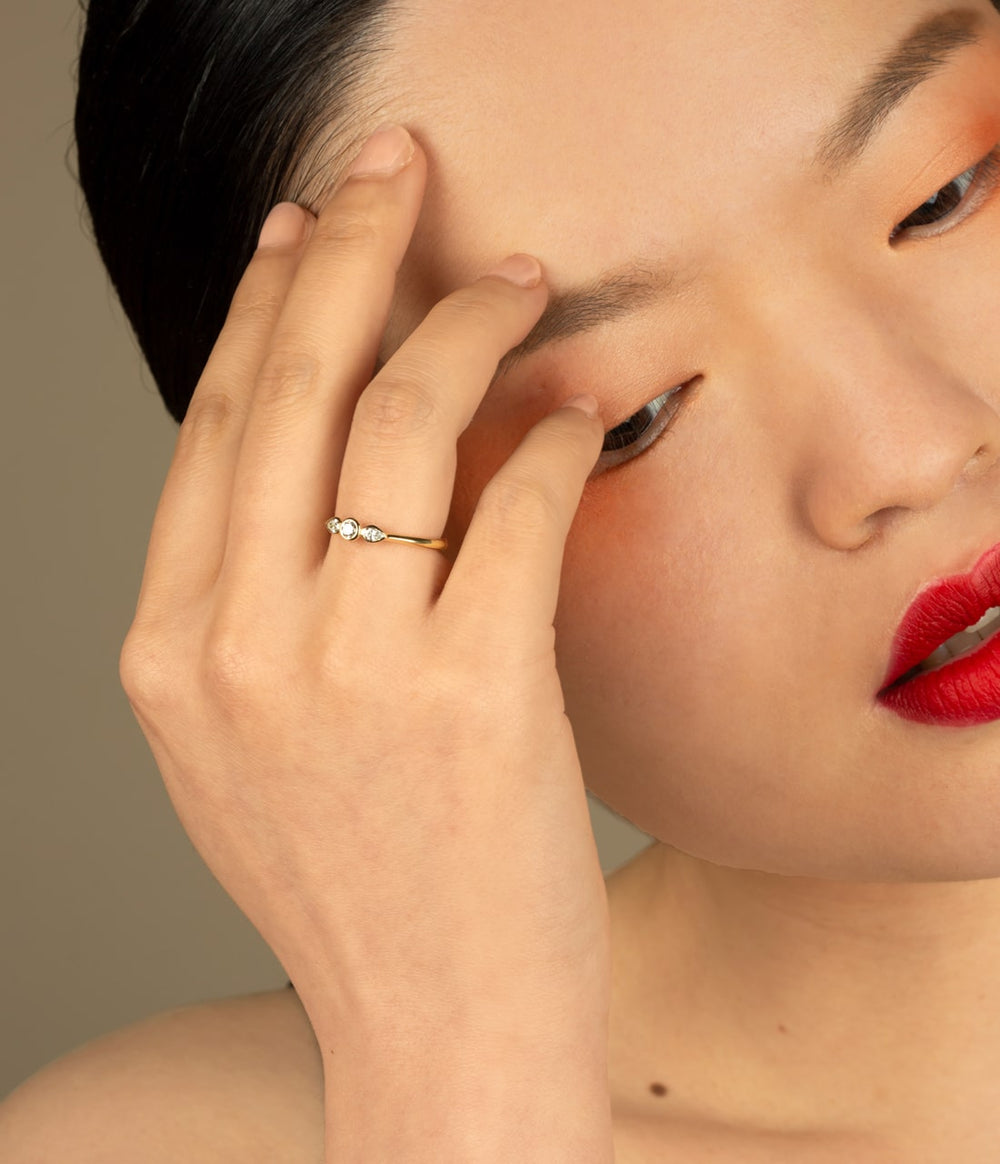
<box><xmin>361</xmin><ymin>525</ymin><xmax>387</xmax><ymax>543</ymax></box>
<box><xmin>326</xmin><ymin>518</ymin><xmax>342</xmax><ymax>535</ymax></box>
<box><xmin>339</xmin><ymin>519</ymin><xmax>360</xmax><ymax>541</ymax></box>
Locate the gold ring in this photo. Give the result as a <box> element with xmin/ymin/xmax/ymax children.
<box><xmin>326</xmin><ymin>516</ymin><xmax>448</xmax><ymax>552</ymax></box>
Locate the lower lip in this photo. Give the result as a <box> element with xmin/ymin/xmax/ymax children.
<box><xmin>878</xmin><ymin>631</ymin><xmax>1000</xmax><ymax>726</ymax></box>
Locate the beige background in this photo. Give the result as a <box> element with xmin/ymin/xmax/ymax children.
<box><xmin>0</xmin><ymin>0</ymin><xmax>652</xmax><ymax>1101</ymax></box>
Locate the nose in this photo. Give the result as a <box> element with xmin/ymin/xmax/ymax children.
<box><xmin>765</xmin><ymin>292</ymin><xmax>1000</xmax><ymax>551</ymax></box>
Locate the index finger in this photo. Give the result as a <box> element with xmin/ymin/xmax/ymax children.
<box><xmin>132</xmin><ymin>202</ymin><xmax>316</xmax><ymax>613</ymax></box>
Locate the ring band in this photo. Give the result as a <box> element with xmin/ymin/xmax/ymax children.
<box><xmin>326</xmin><ymin>516</ymin><xmax>448</xmax><ymax>552</ymax></box>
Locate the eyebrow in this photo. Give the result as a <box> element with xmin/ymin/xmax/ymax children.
<box><xmin>494</xmin><ymin>262</ymin><xmax>681</xmax><ymax>380</ymax></box>
<box><xmin>814</xmin><ymin>6</ymin><xmax>984</xmax><ymax>173</ymax></box>
<box><xmin>496</xmin><ymin>6</ymin><xmax>985</xmax><ymax>380</ymax></box>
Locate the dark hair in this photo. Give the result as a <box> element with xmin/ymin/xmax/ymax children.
<box><xmin>74</xmin><ymin>0</ymin><xmax>398</xmax><ymax>424</ymax></box>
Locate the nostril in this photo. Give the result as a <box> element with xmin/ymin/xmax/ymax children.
<box><xmin>964</xmin><ymin>443</ymin><xmax>999</xmax><ymax>481</ymax></box>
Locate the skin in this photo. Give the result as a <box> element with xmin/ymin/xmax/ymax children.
<box><xmin>9</xmin><ymin>1</ymin><xmax>993</xmax><ymax>1160</ymax></box>
<box><xmin>349</xmin><ymin>0</ymin><xmax>1000</xmax><ymax>1149</ymax></box>
<box><xmin>17</xmin><ymin>2</ymin><xmax>1000</xmax><ymax>1160</ymax></box>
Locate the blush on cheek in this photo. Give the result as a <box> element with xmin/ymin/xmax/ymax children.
<box><xmin>566</xmin><ymin>461</ymin><xmax>695</xmax><ymax>594</ymax></box>
<box><xmin>948</xmin><ymin>41</ymin><xmax>1000</xmax><ymax>151</ymax></box>
<box><xmin>967</xmin><ymin>110</ymin><xmax>1000</xmax><ymax>160</ymax></box>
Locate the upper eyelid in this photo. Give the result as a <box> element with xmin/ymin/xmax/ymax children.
<box><xmin>595</xmin><ymin>140</ymin><xmax>999</xmax><ymax>455</ymax></box>
<box><xmin>892</xmin><ymin>141</ymin><xmax>1000</xmax><ymax>238</ymax></box>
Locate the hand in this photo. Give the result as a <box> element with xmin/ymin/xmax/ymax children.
<box><xmin>119</xmin><ymin>125</ymin><xmax>611</xmax><ymax>1084</ymax></box>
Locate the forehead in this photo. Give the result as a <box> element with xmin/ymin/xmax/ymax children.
<box><xmin>382</xmin><ymin>0</ymin><xmax>978</xmax><ymax>287</ymax></box>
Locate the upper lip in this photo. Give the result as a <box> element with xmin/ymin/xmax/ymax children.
<box><xmin>881</xmin><ymin>539</ymin><xmax>1000</xmax><ymax>691</ymax></box>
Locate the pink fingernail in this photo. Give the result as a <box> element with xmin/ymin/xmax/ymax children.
<box><xmin>484</xmin><ymin>254</ymin><xmax>543</xmax><ymax>288</ymax></box>
<box><xmin>347</xmin><ymin>124</ymin><xmax>415</xmax><ymax>179</ymax></box>
<box><xmin>257</xmin><ymin>203</ymin><xmax>306</xmax><ymax>248</ymax></box>
<box><xmin>561</xmin><ymin>394</ymin><xmax>600</xmax><ymax>419</ymax></box>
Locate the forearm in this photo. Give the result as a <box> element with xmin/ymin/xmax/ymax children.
<box><xmin>318</xmin><ymin>1016</ymin><xmax>615</xmax><ymax>1162</ymax></box>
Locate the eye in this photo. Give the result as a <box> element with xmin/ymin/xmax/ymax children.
<box><xmin>892</xmin><ymin>145</ymin><xmax>1000</xmax><ymax>240</ymax></box>
<box><xmin>595</xmin><ymin>381</ymin><xmax>693</xmax><ymax>473</ymax></box>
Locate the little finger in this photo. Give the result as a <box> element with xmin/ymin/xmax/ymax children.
<box><xmin>134</xmin><ymin>204</ymin><xmax>314</xmax><ymax>610</ymax></box>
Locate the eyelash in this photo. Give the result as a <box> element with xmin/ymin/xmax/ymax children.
<box><xmin>891</xmin><ymin>143</ymin><xmax>1000</xmax><ymax>240</ymax></box>
<box><xmin>597</xmin><ymin>144</ymin><xmax>1000</xmax><ymax>470</ymax></box>
<box><xmin>597</xmin><ymin>381</ymin><xmax>692</xmax><ymax>470</ymax></box>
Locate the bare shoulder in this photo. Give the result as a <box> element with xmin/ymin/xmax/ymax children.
<box><xmin>0</xmin><ymin>986</ymin><xmax>325</xmax><ymax>1163</ymax></box>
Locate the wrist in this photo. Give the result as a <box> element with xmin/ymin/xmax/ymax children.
<box><xmin>317</xmin><ymin>1015</ymin><xmax>614</xmax><ymax>1162</ymax></box>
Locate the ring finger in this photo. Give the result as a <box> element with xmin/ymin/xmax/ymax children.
<box><xmin>324</xmin><ymin>254</ymin><xmax>549</xmax><ymax>606</ymax></box>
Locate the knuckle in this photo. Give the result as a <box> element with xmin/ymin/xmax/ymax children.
<box><xmin>253</xmin><ymin>350</ymin><xmax>322</xmax><ymax>407</ymax></box>
<box><xmin>542</xmin><ymin>416</ymin><xmax>594</xmax><ymax>462</ymax></box>
<box><xmin>230</xmin><ymin>285</ymin><xmax>285</xmax><ymax>331</ymax></box>
<box><xmin>202</xmin><ymin>630</ymin><xmax>259</xmax><ymax>703</ymax></box>
<box><xmin>119</xmin><ymin>625</ymin><xmax>176</xmax><ymax>712</ymax></box>
<box><xmin>314</xmin><ymin>639</ymin><xmax>388</xmax><ymax>714</ymax></box>
<box><xmin>312</xmin><ymin>209</ymin><xmax>381</xmax><ymax>257</ymax></box>
<box><xmin>481</xmin><ymin>470</ymin><xmax>562</xmax><ymax>534</ymax></box>
<box><xmin>357</xmin><ymin>375</ymin><xmax>440</xmax><ymax>439</ymax></box>
<box><xmin>178</xmin><ymin>390</ymin><xmax>242</xmax><ymax>451</ymax></box>
<box><xmin>432</xmin><ymin>289</ymin><xmax>502</xmax><ymax>335</ymax></box>
<box><xmin>315</xmin><ymin>641</ymin><xmax>365</xmax><ymax>702</ymax></box>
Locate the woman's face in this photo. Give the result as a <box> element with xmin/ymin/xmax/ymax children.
<box><xmin>374</xmin><ymin>0</ymin><xmax>1000</xmax><ymax>880</ymax></box>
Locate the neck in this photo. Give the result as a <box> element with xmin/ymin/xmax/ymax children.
<box><xmin>607</xmin><ymin>841</ymin><xmax>1000</xmax><ymax>1149</ymax></box>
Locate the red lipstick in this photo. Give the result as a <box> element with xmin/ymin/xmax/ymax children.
<box><xmin>878</xmin><ymin>539</ymin><xmax>1000</xmax><ymax>726</ymax></box>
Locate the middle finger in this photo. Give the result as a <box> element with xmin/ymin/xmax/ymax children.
<box><xmin>325</xmin><ymin>255</ymin><xmax>549</xmax><ymax>605</ymax></box>
<box><xmin>221</xmin><ymin>125</ymin><xmax>426</xmax><ymax>595</ymax></box>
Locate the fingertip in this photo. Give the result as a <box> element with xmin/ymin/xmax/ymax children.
<box><xmin>345</xmin><ymin>124</ymin><xmax>416</xmax><ymax>181</ymax></box>
<box><xmin>257</xmin><ymin>202</ymin><xmax>309</xmax><ymax>249</ymax></box>
<box><xmin>483</xmin><ymin>254</ymin><xmax>544</xmax><ymax>289</ymax></box>
<box><xmin>559</xmin><ymin>393</ymin><xmax>600</xmax><ymax>420</ymax></box>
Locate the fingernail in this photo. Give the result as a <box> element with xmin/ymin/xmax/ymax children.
<box><xmin>483</xmin><ymin>254</ymin><xmax>543</xmax><ymax>288</ymax></box>
<box><xmin>347</xmin><ymin>124</ymin><xmax>415</xmax><ymax>179</ymax></box>
<box><xmin>257</xmin><ymin>202</ymin><xmax>306</xmax><ymax>248</ymax></box>
<box><xmin>561</xmin><ymin>393</ymin><xmax>600</xmax><ymax>419</ymax></box>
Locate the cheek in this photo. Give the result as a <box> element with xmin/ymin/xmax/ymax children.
<box><xmin>551</xmin><ymin>451</ymin><xmax>832</xmax><ymax>857</ymax></box>
<box><xmin>958</xmin><ymin>215</ymin><xmax>1000</xmax><ymax>390</ymax></box>
<box><xmin>897</xmin><ymin>217</ymin><xmax>1000</xmax><ymax>420</ymax></box>
<box><xmin>553</xmin><ymin>456</ymin><xmax>771</xmax><ymax>745</ymax></box>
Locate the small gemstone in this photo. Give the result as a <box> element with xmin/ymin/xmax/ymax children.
<box><xmin>339</xmin><ymin>519</ymin><xmax>360</xmax><ymax>541</ymax></box>
<box><xmin>361</xmin><ymin>525</ymin><xmax>387</xmax><ymax>543</ymax></box>
<box><xmin>326</xmin><ymin>518</ymin><xmax>342</xmax><ymax>535</ymax></box>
